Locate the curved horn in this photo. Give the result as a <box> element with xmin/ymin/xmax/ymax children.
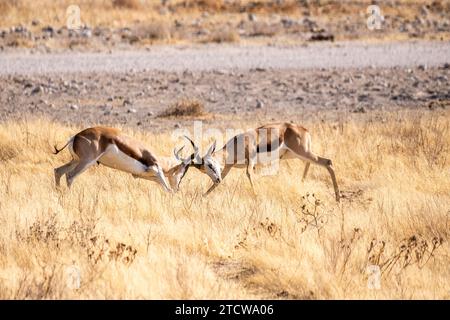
<box><xmin>173</xmin><ymin>145</ymin><xmax>185</xmax><ymax>161</ymax></box>
<box><xmin>207</xmin><ymin>140</ymin><xmax>217</xmax><ymax>156</ymax></box>
<box><xmin>184</xmin><ymin>135</ymin><xmax>200</xmax><ymax>161</ymax></box>
<box><xmin>184</xmin><ymin>135</ymin><xmax>198</xmax><ymax>152</ymax></box>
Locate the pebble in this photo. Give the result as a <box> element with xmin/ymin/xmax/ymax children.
<box><xmin>256</xmin><ymin>99</ymin><xmax>264</xmax><ymax>109</ymax></box>
<box><xmin>70</xmin><ymin>104</ymin><xmax>79</xmax><ymax>110</ymax></box>
<box><xmin>31</xmin><ymin>86</ymin><xmax>42</xmax><ymax>94</ymax></box>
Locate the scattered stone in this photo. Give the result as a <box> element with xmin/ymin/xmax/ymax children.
<box><xmin>70</xmin><ymin>104</ymin><xmax>79</xmax><ymax>110</ymax></box>
<box><xmin>309</xmin><ymin>32</ymin><xmax>334</xmax><ymax>42</ymax></box>
<box><xmin>31</xmin><ymin>86</ymin><xmax>43</xmax><ymax>94</ymax></box>
<box><xmin>352</xmin><ymin>106</ymin><xmax>366</xmax><ymax>113</ymax></box>
<box><xmin>147</xmin><ymin>111</ymin><xmax>154</xmax><ymax>116</ymax></box>
<box><xmin>281</xmin><ymin>17</ymin><xmax>295</xmax><ymax>28</ymax></box>
<box><xmin>248</xmin><ymin>13</ymin><xmax>257</xmax><ymax>22</ymax></box>
<box><xmin>256</xmin><ymin>99</ymin><xmax>264</xmax><ymax>109</ymax></box>
<box><xmin>107</xmin><ymin>96</ymin><xmax>114</xmax><ymax>101</ymax></box>
<box><xmin>31</xmin><ymin>20</ymin><xmax>40</xmax><ymax>26</ymax></box>
<box><xmin>123</xmin><ymin>99</ymin><xmax>132</xmax><ymax>106</ymax></box>
<box><xmin>357</xmin><ymin>94</ymin><xmax>370</xmax><ymax>102</ymax></box>
<box><xmin>127</xmin><ymin>108</ymin><xmax>137</xmax><ymax>113</ymax></box>
<box><xmin>174</xmin><ymin>123</ymin><xmax>181</xmax><ymax>129</ymax></box>
<box><xmin>42</xmin><ymin>26</ymin><xmax>54</xmax><ymax>34</ymax></box>
<box><xmin>81</xmin><ymin>28</ymin><xmax>92</xmax><ymax>38</ymax></box>
<box><xmin>428</xmin><ymin>100</ymin><xmax>448</xmax><ymax>110</ymax></box>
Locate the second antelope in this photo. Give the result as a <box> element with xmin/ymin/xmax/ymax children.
<box><xmin>185</xmin><ymin>122</ymin><xmax>340</xmax><ymax>202</ymax></box>
<box><xmin>53</xmin><ymin>127</ymin><xmax>197</xmax><ymax>192</ymax></box>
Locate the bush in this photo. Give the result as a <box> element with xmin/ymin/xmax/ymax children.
<box><xmin>159</xmin><ymin>99</ymin><xmax>206</xmax><ymax>117</ymax></box>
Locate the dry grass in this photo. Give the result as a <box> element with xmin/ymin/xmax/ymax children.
<box><xmin>205</xmin><ymin>27</ymin><xmax>240</xmax><ymax>43</ymax></box>
<box><xmin>134</xmin><ymin>21</ymin><xmax>172</xmax><ymax>42</ymax></box>
<box><xmin>0</xmin><ymin>0</ymin><xmax>444</xmax><ymax>29</ymax></box>
<box><xmin>159</xmin><ymin>98</ymin><xmax>206</xmax><ymax>118</ymax></box>
<box><xmin>112</xmin><ymin>0</ymin><xmax>142</xmax><ymax>10</ymax></box>
<box><xmin>0</xmin><ymin>110</ymin><xmax>449</xmax><ymax>299</ymax></box>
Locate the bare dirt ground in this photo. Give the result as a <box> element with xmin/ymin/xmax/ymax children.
<box><xmin>1</xmin><ymin>42</ymin><xmax>449</xmax><ymax>131</ymax></box>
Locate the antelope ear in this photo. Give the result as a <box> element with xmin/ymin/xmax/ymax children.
<box><xmin>206</xmin><ymin>140</ymin><xmax>216</xmax><ymax>156</ymax></box>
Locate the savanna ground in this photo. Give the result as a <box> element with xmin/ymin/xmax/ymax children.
<box><xmin>0</xmin><ymin>109</ymin><xmax>449</xmax><ymax>299</ymax></box>
<box><xmin>1</xmin><ymin>0</ymin><xmax>450</xmax><ymax>301</ymax></box>
<box><xmin>1</xmin><ymin>0</ymin><xmax>449</xmax><ymax>52</ymax></box>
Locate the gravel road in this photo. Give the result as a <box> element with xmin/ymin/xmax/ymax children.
<box><xmin>1</xmin><ymin>41</ymin><xmax>449</xmax><ymax>75</ymax></box>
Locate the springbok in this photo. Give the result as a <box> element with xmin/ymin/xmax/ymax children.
<box><xmin>53</xmin><ymin>127</ymin><xmax>196</xmax><ymax>192</ymax></box>
<box><xmin>185</xmin><ymin>122</ymin><xmax>340</xmax><ymax>202</ymax></box>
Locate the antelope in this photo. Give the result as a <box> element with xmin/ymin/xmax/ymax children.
<box><xmin>185</xmin><ymin>122</ymin><xmax>340</xmax><ymax>202</ymax></box>
<box><xmin>53</xmin><ymin>127</ymin><xmax>197</xmax><ymax>192</ymax></box>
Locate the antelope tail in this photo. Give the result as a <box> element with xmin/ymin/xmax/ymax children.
<box><xmin>53</xmin><ymin>137</ymin><xmax>72</xmax><ymax>155</ymax></box>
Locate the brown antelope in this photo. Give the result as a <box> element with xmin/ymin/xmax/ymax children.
<box><xmin>53</xmin><ymin>127</ymin><xmax>197</xmax><ymax>192</ymax></box>
<box><xmin>185</xmin><ymin>122</ymin><xmax>340</xmax><ymax>202</ymax></box>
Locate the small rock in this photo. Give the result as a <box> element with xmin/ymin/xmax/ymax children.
<box><xmin>174</xmin><ymin>123</ymin><xmax>181</xmax><ymax>129</ymax></box>
<box><xmin>42</xmin><ymin>26</ymin><xmax>54</xmax><ymax>34</ymax></box>
<box><xmin>281</xmin><ymin>17</ymin><xmax>295</xmax><ymax>28</ymax></box>
<box><xmin>442</xmin><ymin>63</ymin><xmax>450</xmax><ymax>69</ymax></box>
<box><xmin>81</xmin><ymin>28</ymin><xmax>92</xmax><ymax>38</ymax></box>
<box><xmin>31</xmin><ymin>20</ymin><xmax>40</xmax><ymax>26</ymax></box>
<box><xmin>70</xmin><ymin>104</ymin><xmax>79</xmax><ymax>110</ymax></box>
<box><xmin>147</xmin><ymin>111</ymin><xmax>154</xmax><ymax>116</ymax></box>
<box><xmin>31</xmin><ymin>86</ymin><xmax>42</xmax><ymax>94</ymax></box>
<box><xmin>248</xmin><ymin>13</ymin><xmax>257</xmax><ymax>22</ymax></box>
<box><xmin>256</xmin><ymin>100</ymin><xmax>264</xmax><ymax>109</ymax></box>
<box><xmin>127</xmin><ymin>108</ymin><xmax>137</xmax><ymax>113</ymax></box>
<box><xmin>107</xmin><ymin>96</ymin><xmax>114</xmax><ymax>102</ymax></box>
<box><xmin>123</xmin><ymin>99</ymin><xmax>132</xmax><ymax>106</ymax></box>
<box><xmin>309</xmin><ymin>32</ymin><xmax>334</xmax><ymax>42</ymax></box>
<box><xmin>352</xmin><ymin>106</ymin><xmax>366</xmax><ymax>113</ymax></box>
<box><xmin>14</xmin><ymin>25</ymin><xmax>26</xmax><ymax>33</ymax></box>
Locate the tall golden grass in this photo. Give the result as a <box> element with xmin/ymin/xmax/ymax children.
<box><xmin>0</xmin><ymin>110</ymin><xmax>449</xmax><ymax>299</ymax></box>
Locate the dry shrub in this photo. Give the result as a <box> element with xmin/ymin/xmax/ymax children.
<box><xmin>367</xmin><ymin>235</ymin><xmax>444</xmax><ymax>276</ymax></box>
<box><xmin>249</xmin><ymin>22</ymin><xmax>279</xmax><ymax>37</ymax></box>
<box><xmin>171</xmin><ymin>0</ymin><xmax>298</xmax><ymax>13</ymax></box>
<box><xmin>175</xmin><ymin>0</ymin><xmax>224</xmax><ymax>11</ymax></box>
<box><xmin>159</xmin><ymin>98</ymin><xmax>206</xmax><ymax>117</ymax></box>
<box><xmin>112</xmin><ymin>0</ymin><xmax>141</xmax><ymax>9</ymax></box>
<box><xmin>0</xmin><ymin>140</ymin><xmax>19</xmax><ymax>161</ymax></box>
<box><xmin>397</xmin><ymin>114</ymin><xmax>449</xmax><ymax>168</ymax></box>
<box><xmin>135</xmin><ymin>21</ymin><xmax>171</xmax><ymax>41</ymax></box>
<box><xmin>207</xmin><ymin>27</ymin><xmax>240</xmax><ymax>43</ymax></box>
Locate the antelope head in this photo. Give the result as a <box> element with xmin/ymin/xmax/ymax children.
<box><xmin>184</xmin><ymin>136</ymin><xmax>222</xmax><ymax>184</ymax></box>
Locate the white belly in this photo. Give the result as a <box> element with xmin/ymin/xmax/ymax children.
<box><xmin>99</xmin><ymin>145</ymin><xmax>148</xmax><ymax>175</ymax></box>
